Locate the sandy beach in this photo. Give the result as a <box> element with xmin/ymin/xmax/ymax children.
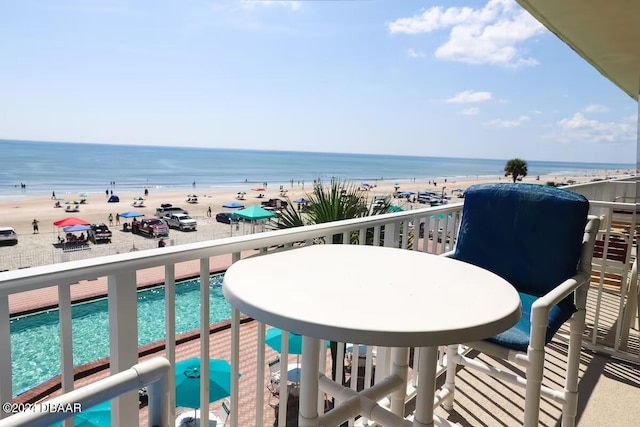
<box><xmin>0</xmin><ymin>170</ymin><xmax>632</xmax><ymax>272</ymax></box>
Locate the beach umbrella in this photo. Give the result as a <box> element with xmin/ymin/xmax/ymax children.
<box><xmin>175</xmin><ymin>358</ymin><xmax>236</xmax><ymax>409</ymax></box>
<box><xmin>251</xmin><ymin>188</ymin><xmax>266</xmax><ymax>192</ymax></box>
<box><xmin>51</xmin><ymin>401</ymin><xmax>111</xmax><ymax>427</ymax></box>
<box><xmin>53</xmin><ymin>217</ymin><xmax>90</xmax><ymax>227</ymax></box>
<box><xmin>133</xmin><ymin>196</ymin><xmax>145</xmax><ymax>201</ymax></box>
<box><xmin>65</xmin><ymin>200</ymin><xmax>81</xmax><ymax>205</ymax></box>
<box><xmin>74</xmin><ymin>401</ymin><xmax>112</xmax><ymax>427</ymax></box>
<box><xmin>78</xmin><ymin>192</ymin><xmax>89</xmax><ymax>198</ymax></box>
<box><xmin>265</xmin><ymin>328</ymin><xmax>304</xmax><ymax>355</ymax></box>
<box><xmin>222</xmin><ymin>202</ymin><xmax>244</xmax><ymax>209</ymax></box>
<box><xmin>187</xmin><ymin>194</ymin><xmax>198</xmax><ymax>198</ymax></box>
<box><xmin>119</xmin><ymin>210</ymin><xmax>145</xmax><ymax>218</ymax></box>
<box><xmin>429</xmin><ymin>213</ymin><xmax>454</xmax><ymax>220</ymax></box>
<box><xmin>63</xmin><ymin>224</ymin><xmax>91</xmax><ymax>233</ymax></box>
<box><xmin>293</xmin><ymin>197</ymin><xmax>308</xmax><ymax>204</ymax></box>
<box><xmin>265</xmin><ymin>328</ymin><xmax>330</xmax><ymax>355</ymax></box>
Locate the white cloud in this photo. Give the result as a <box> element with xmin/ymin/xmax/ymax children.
<box><xmin>484</xmin><ymin>115</ymin><xmax>530</xmax><ymax>127</ymax></box>
<box><xmin>407</xmin><ymin>48</ymin><xmax>425</xmax><ymax>58</ymax></box>
<box><xmin>447</xmin><ymin>90</ymin><xmax>493</xmax><ymax>103</ymax></box>
<box><xmin>555</xmin><ymin>112</ymin><xmax>634</xmax><ymax>143</ymax></box>
<box><xmin>461</xmin><ymin>107</ymin><xmax>480</xmax><ymax>116</ymax></box>
<box><xmin>388</xmin><ymin>0</ymin><xmax>545</xmax><ymax>68</ymax></box>
<box><xmin>241</xmin><ymin>0</ymin><xmax>301</xmax><ymax>11</ymax></box>
<box><xmin>583</xmin><ymin>104</ymin><xmax>608</xmax><ymax>113</ymax></box>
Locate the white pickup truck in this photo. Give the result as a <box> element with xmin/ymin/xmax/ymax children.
<box><xmin>162</xmin><ymin>213</ymin><xmax>197</xmax><ymax>231</ymax></box>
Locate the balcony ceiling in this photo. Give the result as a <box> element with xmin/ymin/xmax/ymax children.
<box><xmin>517</xmin><ymin>0</ymin><xmax>640</xmax><ymax>100</ymax></box>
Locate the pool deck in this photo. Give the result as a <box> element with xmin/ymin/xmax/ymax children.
<box><xmin>8</xmin><ymin>251</ymin><xmax>640</xmax><ymax>426</ymax></box>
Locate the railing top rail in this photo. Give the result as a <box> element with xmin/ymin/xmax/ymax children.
<box><xmin>0</xmin><ymin>203</ymin><xmax>462</xmax><ymax>295</ymax></box>
<box><xmin>588</xmin><ymin>200</ymin><xmax>636</xmax><ymax>208</ymax></box>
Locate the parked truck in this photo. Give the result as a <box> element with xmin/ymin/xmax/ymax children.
<box><xmin>162</xmin><ymin>213</ymin><xmax>197</xmax><ymax>231</ymax></box>
<box><xmin>133</xmin><ymin>218</ymin><xmax>169</xmax><ymax>238</ymax></box>
<box><xmin>88</xmin><ymin>223</ymin><xmax>112</xmax><ymax>243</ymax></box>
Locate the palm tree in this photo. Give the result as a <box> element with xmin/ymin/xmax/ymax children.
<box><xmin>504</xmin><ymin>158</ymin><xmax>528</xmax><ymax>182</ymax></box>
<box><xmin>272</xmin><ymin>179</ymin><xmax>391</xmax><ymax>244</ymax></box>
<box><xmin>271</xmin><ymin>178</ymin><xmax>392</xmax><ymax>382</ymax></box>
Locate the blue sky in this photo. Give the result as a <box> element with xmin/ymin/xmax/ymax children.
<box><xmin>0</xmin><ymin>0</ymin><xmax>637</xmax><ymax>163</ymax></box>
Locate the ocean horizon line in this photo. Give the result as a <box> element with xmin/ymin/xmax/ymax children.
<box><xmin>2</xmin><ymin>138</ymin><xmax>635</xmax><ymax>167</ymax></box>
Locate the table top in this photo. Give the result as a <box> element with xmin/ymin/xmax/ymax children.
<box><xmin>223</xmin><ymin>245</ymin><xmax>521</xmax><ymax>347</ymax></box>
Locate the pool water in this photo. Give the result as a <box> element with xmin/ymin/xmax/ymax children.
<box><xmin>10</xmin><ymin>274</ymin><xmax>230</xmax><ymax>397</ymax></box>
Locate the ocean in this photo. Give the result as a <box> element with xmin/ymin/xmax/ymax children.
<box><xmin>1</xmin><ymin>139</ymin><xmax>634</xmax><ymax>198</ymax></box>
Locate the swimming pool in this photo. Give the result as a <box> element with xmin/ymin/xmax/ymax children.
<box><xmin>10</xmin><ymin>274</ymin><xmax>230</xmax><ymax>397</ymax></box>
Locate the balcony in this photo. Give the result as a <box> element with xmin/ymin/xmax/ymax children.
<box><xmin>0</xmin><ymin>179</ymin><xmax>637</xmax><ymax>426</ymax></box>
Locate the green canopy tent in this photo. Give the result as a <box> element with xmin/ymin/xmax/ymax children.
<box><xmin>233</xmin><ymin>205</ymin><xmax>275</xmax><ymax>234</ymax></box>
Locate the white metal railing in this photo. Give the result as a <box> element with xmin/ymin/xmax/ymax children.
<box><xmin>0</xmin><ymin>203</ymin><xmax>462</xmax><ymax>427</ymax></box>
<box><xmin>0</xmin><ymin>357</ymin><xmax>170</xmax><ymax>427</ymax></box>
<box><xmin>0</xmin><ymin>178</ymin><xmax>637</xmax><ymax>426</ymax></box>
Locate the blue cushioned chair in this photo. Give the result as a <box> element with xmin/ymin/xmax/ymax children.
<box><xmin>442</xmin><ymin>183</ymin><xmax>599</xmax><ymax>427</ymax></box>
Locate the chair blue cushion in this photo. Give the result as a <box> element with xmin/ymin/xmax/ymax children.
<box><xmin>487</xmin><ymin>292</ymin><xmax>575</xmax><ymax>351</ymax></box>
<box><xmin>453</xmin><ymin>183</ymin><xmax>589</xmax><ymax>300</ymax></box>
<box><xmin>452</xmin><ymin>183</ymin><xmax>589</xmax><ymax>347</ymax></box>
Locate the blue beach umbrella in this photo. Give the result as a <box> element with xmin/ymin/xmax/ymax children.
<box><xmin>175</xmin><ymin>358</ymin><xmax>237</xmax><ymax>409</ymax></box>
<box><xmin>293</xmin><ymin>197</ymin><xmax>308</xmax><ymax>204</ymax></box>
<box><xmin>429</xmin><ymin>213</ymin><xmax>454</xmax><ymax>220</ymax></box>
<box><xmin>265</xmin><ymin>328</ymin><xmax>330</xmax><ymax>355</ymax></box>
<box><xmin>63</xmin><ymin>224</ymin><xmax>91</xmax><ymax>233</ymax></box>
<box><xmin>266</xmin><ymin>328</ymin><xmax>304</xmax><ymax>355</ymax></box>
<box><xmin>222</xmin><ymin>202</ymin><xmax>244</xmax><ymax>209</ymax></box>
<box><xmin>52</xmin><ymin>401</ymin><xmax>111</xmax><ymax>427</ymax></box>
<box><xmin>119</xmin><ymin>211</ymin><xmax>144</xmax><ymax>218</ymax></box>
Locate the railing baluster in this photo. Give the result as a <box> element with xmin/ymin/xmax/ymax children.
<box><xmin>230</xmin><ymin>308</ymin><xmax>241</xmax><ymax>427</ymax></box>
<box><xmin>0</xmin><ymin>295</ymin><xmax>11</xmax><ymax>419</ymax></box>
<box><xmin>255</xmin><ymin>322</ymin><xmax>266</xmax><ymax>426</ymax></box>
<box><xmin>164</xmin><ymin>264</ymin><xmax>177</xmax><ymax>422</ymax></box>
<box><xmin>107</xmin><ymin>270</ymin><xmax>138</xmax><ymax>425</ymax></box>
<box><xmin>57</xmin><ymin>283</ymin><xmax>74</xmax><ymax>427</ymax></box>
<box><xmin>199</xmin><ymin>258</ymin><xmax>211</xmax><ymax>422</ymax></box>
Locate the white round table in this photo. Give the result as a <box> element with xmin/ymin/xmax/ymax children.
<box><xmin>223</xmin><ymin>245</ymin><xmax>521</xmax><ymax>426</ymax></box>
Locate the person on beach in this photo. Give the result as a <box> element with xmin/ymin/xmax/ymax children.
<box><xmin>207</xmin><ymin>206</ymin><xmax>212</xmax><ymax>217</ymax></box>
<box><xmin>108</xmin><ymin>213</ymin><xmax>114</xmax><ymax>226</ymax></box>
<box><xmin>51</xmin><ymin>191</ymin><xmax>56</xmax><ymax>200</ymax></box>
<box><xmin>158</xmin><ymin>238</ymin><xmax>166</xmax><ymax>248</ymax></box>
<box><xmin>32</xmin><ymin>219</ymin><xmax>39</xmax><ymax>234</ymax></box>
<box><xmin>115</xmin><ymin>213</ymin><xmax>120</xmax><ymax>225</ymax></box>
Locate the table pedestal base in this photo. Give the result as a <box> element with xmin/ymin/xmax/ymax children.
<box><xmin>298</xmin><ymin>339</ymin><xmax>449</xmax><ymax>427</ymax></box>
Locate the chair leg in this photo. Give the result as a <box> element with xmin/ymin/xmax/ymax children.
<box><xmin>523</xmin><ymin>346</ymin><xmax>545</xmax><ymax>427</ymax></box>
<box><xmin>562</xmin><ymin>311</ymin><xmax>585</xmax><ymax>427</ymax></box>
<box><xmin>443</xmin><ymin>345</ymin><xmax>458</xmax><ymax>411</ymax></box>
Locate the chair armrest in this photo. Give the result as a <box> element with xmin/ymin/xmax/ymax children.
<box><xmin>529</xmin><ymin>272</ymin><xmax>589</xmax><ymax>349</ymax></box>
